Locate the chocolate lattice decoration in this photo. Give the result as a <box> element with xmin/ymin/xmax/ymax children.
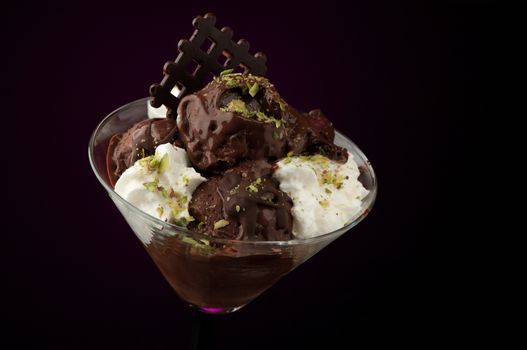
<box><xmin>149</xmin><ymin>13</ymin><xmax>268</xmax><ymax>111</ymax></box>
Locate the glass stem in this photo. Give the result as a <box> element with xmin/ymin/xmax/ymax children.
<box><xmin>189</xmin><ymin>310</ymin><xmax>222</xmax><ymax>350</ymax></box>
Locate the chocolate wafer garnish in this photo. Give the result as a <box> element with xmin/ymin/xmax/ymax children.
<box><xmin>149</xmin><ymin>13</ymin><xmax>267</xmax><ymax>113</ymax></box>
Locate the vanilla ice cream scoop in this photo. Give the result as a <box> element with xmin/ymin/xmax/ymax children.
<box><xmin>115</xmin><ymin>143</ymin><xmax>206</xmax><ymax>226</ymax></box>
<box><xmin>273</xmin><ymin>153</ymin><xmax>369</xmax><ymax>239</ymax></box>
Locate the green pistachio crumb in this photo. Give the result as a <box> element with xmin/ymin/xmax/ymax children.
<box><xmin>182</xmin><ymin>236</ymin><xmax>198</xmax><ymax>245</ymax></box>
<box><xmin>213</xmin><ymin>219</ymin><xmax>230</xmax><ymax>230</ymax></box>
<box><xmin>220</xmin><ymin>68</ymin><xmax>234</xmax><ymax>76</ymax></box>
<box><xmin>220</xmin><ymin>99</ymin><xmax>249</xmax><ymax>115</ymax></box>
<box><xmin>278</xmin><ymin>99</ymin><xmax>287</xmax><ymax>111</ymax></box>
<box><xmin>149</xmin><ymin>157</ymin><xmax>160</xmax><ymax>170</ymax></box>
<box><xmin>235</xmin><ymin>205</ymin><xmax>241</xmax><ymax>213</ymax></box>
<box><xmin>225</xmin><ymin>78</ymin><xmax>238</xmax><ymax>88</ymax></box>
<box><xmin>249</xmin><ymin>82</ymin><xmax>260</xmax><ymax>97</ymax></box>
<box><xmin>255</xmin><ymin>111</ymin><xmax>267</xmax><ymax>121</ymax></box>
<box><xmin>158</xmin><ymin>153</ymin><xmax>169</xmax><ymax>172</ymax></box>
<box><xmin>156</xmin><ymin>206</ymin><xmax>164</xmax><ymax>217</ymax></box>
<box><xmin>319</xmin><ymin>200</ymin><xmax>330</xmax><ymax>208</ymax></box>
<box><xmin>160</xmin><ymin>187</ymin><xmax>169</xmax><ymax>199</ymax></box>
<box><xmin>143</xmin><ymin>181</ymin><xmax>158</xmax><ymax>192</ymax></box>
<box><xmin>246</xmin><ymin>184</ymin><xmax>259</xmax><ymax>193</ymax></box>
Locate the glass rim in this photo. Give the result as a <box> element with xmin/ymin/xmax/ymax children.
<box><xmin>88</xmin><ymin>97</ymin><xmax>378</xmax><ymax>247</ymax></box>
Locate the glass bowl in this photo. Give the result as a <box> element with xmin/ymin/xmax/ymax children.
<box><xmin>88</xmin><ymin>97</ymin><xmax>377</xmax><ymax>314</ymax></box>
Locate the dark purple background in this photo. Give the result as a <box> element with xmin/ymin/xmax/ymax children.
<box><xmin>3</xmin><ymin>0</ymin><xmax>477</xmax><ymax>347</ymax></box>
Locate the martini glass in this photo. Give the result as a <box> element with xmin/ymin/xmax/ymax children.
<box><xmin>88</xmin><ymin>97</ymin><xmax>377</xmax><ymax>315</ymax></box>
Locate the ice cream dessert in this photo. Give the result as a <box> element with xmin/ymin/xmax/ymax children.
<box><xmin>89</xmin><ymin>12</ymin><xmax>377</xmax><ymax>313</ymax></box>
<box><xmin>102</xmin><ymin>72</ymin><xmax>369</xmax><ymax>309</ymax></box>
<box><xmin>108</xmin><ymin>72</ymin><xmax>368</xmax><ymax>240</ymax></box>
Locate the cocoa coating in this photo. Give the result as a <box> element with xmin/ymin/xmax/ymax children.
<box><xmin>188</xmin><ymin>159</ymin><xmax>294</xmax><ymax>241</ymax></box>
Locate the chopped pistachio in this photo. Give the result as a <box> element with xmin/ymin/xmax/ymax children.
<box><xmin>170</xmin><ymin>204</ymin><xmax>183</xmax><ymax>217</ymax></box>
<box><xmin>213</xmin><ymin>219</ymin><xmax>230</xmax><ymax>230</ymax></box>
<box><xmin>255</xmin><ymin>111</ymin><xmax>267</xmax><ymax>121</ymax></box>
<box><xmin>182</xmin><ymin>175</ymin><xmax>190</xmax><ymax>186</ymax></box>
<box><xmin>143</xmin><ymin>181</ymin><xmax>158</xmax><ymax>192</ymax></box>
<box><xmin>283</xmin><ymin>157</ymin><xmax>292</xmax><ymax>164</ymax></box>
<box><xmin>255</xmin><ymin>178</ymin><xmax>262</xmax><ymax>185</ymax></box>
<box><xmin>235</xmin><ymin>205</ymin><xmax>241</xmax><ymax>213</ymax></box>
<box><xmin>278</xmin><ymin>99</ymin><xmax>287</xmax><ymax>112</ymax></box>
<box><xmin>158</xmin><ymin>153</ymin><xmax>169</xmax><ymax>172</ymax></box>
<box><xmin>220</xmin><ymin>99</ymin><xmax>249</xmax><ymax>115</ymax></box>
<box><xmin>138</xmin><ymin>155</ymin><xmax>155</xmax><ymax>171</ymax></box>
<box><xmin>249</xmin><ymin>82</ymin><xmax>260</xmax><ymax>97</ymax></box>
<box><xmin>149</xmin><ymin>157</ymin><xmax>160</xmax><ymax>170</ymax></box>
<box><xmin>273</xmin><ymin>119</ymin><xmax>282</xmax><ymax>128</ymax></box>
<box><xmin>181</xmin><ymin>235</ymin><xmax>214</xmax><ymax>254</ymax></box>
<box><xmin>273</xmin><ymin>131</ymin><xmax>280</xmax><ymax>140</ymax></box>
<box><xmin>156</xmin><ymin>206</ymin><xmax>164</xmax><ymax>217</ymax></box>
<box><xmin>220</xmin><ymin>68</ymin><xmax>234</xmax><ymax>76</ymax></box>
<box><xmin>246</xmin><ymin>184</ymin><xmax>258</xmax><ymax>193</ymax></box>
<box><xmin>197</xmin><ymin>221</ymin><xmax>205</xmax><ymax>230</ymax></box>
<box><xmin>325</xmin><ymin>188</ymin><xmax>333</xmax><ymax>194</ymax></box>
<box><xmin>225</xmin><ymin>78</ymin><xmax>239</xmax><ymax>89</ymax></box>
<box><xmin>287</xmin><ymin>151</ymin><xmax>294</xmax><ymax>157</ymax></box>
<box><xmin>182</xmin><ymin>236</ymin><xmax>199</xmax><ymax>245</ymax></box>
<box><xmin>320</xmin><ymin>171</ymin><xmax>345</xmax><ymax>189</ymax></box>
<box><xmin>319</xmin><ymin>200</ymin><xmax>330</xmax><ymax>208</ymax></box>
<box><xmin>159</xmin><ymin>187</ymin><xmax>169</xmax><ymax>199</ymax></box>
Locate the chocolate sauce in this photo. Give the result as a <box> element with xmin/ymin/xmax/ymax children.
<box><xmin>146</xmin><ymin>236</ymin><xmax>295</xmax><ymax>308</ymax></box>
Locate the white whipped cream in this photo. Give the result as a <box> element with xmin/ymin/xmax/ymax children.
<box><xmin>273</xmin><ymin>153</ymin><xmax>369</xmax><ymax>239</ymax></box>
<box><xmin>115</xmin><ymin>143</ymin><xmax>205</xmax><ymax>226</ymax></box>
<box><xmin>147</xmin><ymin>86</ymin><xmax>180</xmax><ymax>119</ymax></box>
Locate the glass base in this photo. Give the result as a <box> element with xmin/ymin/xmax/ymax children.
<box><xmin>190</xmin><ymin>303</ymin><xmax>246</xmax><ymax>314</ymax></box>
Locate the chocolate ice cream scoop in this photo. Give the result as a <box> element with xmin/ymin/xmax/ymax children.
<box><xmin>177</xmin><ymin>73</ymin><xmax>288</xmax><ymax>172</ymax></box>
<box><xmin>177</xmin><ymin>72</ymin><xmax>348</xmax><ymax>172</ymax></box>
<box><xmin>286</xmin><ymin>108</ymin><xmax>349</xmax><ymax>162</ymax></box>
<box><xmin>188</xmin><ymin>159</ymin><xmax>294</xmax><ymax>241</ymax></box>
<box><xmin>106</xmin><ymin>118</ymin><xmax>179</xmax><ymax>185</ymax></box>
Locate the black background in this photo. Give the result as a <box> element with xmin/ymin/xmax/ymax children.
<box><xmin>3</xmin><ymin>0</ymin><xmax>478</xmax><ymax>347</ymax></box>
